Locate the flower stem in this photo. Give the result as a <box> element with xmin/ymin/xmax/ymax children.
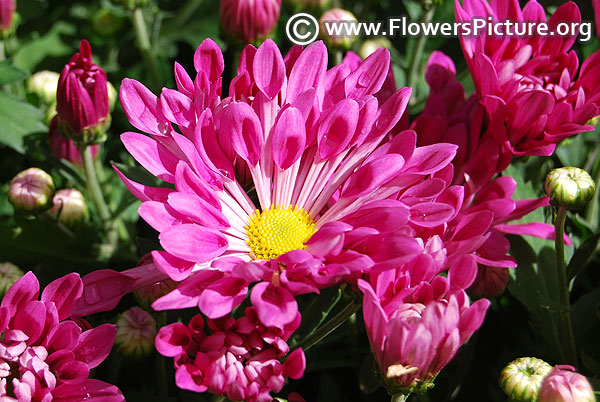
<box><xmin>0</xmin><ymin>39</ymin><xmax>5</xmax><ymax>62</ymax></box>
<box><xmin>43</xmin><ymin>211</ymin><xmax>74</xmax><ymax>238</ymax></box>
<box><xmin>131</xmin><ymin>7</ymin><xmax>161</xmax><ymax>91</ymax></box>
<box><xmin>554</xmin><ymin>206</ymin><xmax>577</xmax><ymax>364</ymax></box>
<box><xmin>407</xmin><ymin>5</ymin><xmax>435</xmax><ymax>103</ymax></box>
<box><xmin>292</xmin><ymin>300</ymin><xmax>361</xmax><ymax>352</ymax></box>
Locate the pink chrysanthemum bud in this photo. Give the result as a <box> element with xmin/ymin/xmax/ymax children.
<box><xmin>57</xmin><ymin>39</ymin><xmax>110</xmax><ymax>145</ymax></box>
<box><xmin>0</xmin><ymin>0</ymin><xmax>15</xmax><ymax>37</ymax></box>
<box><xmin>8</xmin><ymin>167</ymin><xmax>55</xmax><ymax>215</ymax></box>
<box><xmin>48</xmin><ymin>116</ymin><xmax>99</xmax><ymax>168</ymax></box>
<box><xmin>115</xmin><ymin>307</ymin><xmax>157</xmax><ymax>358</ymax></box>
<box><xmin>545</xmin><ymin>167</ymin><xmax>596</xmax><ymax>211</ymax></box>
<box><xmin>49</xmin><ymin>188</ymin><xmax>89</xmax><ymax>227</ymax></box>
<box><xmin>0</xmin><ymin>262</ymin><xmax>24</xmax><ymax>296</ymax></box>
<box><xmin>319</xmin><ymin>8</ymin><xmax>358</xmax><ymax>49</ymax></box>
<box><xmin>500</xmin><ymin>357</ymin><xmax>553</xmax><ymax>402</ymax></box>
<box><xmin>220</xmin><ymin>0</ymin><xmax>281</xmax><ymax>44</ymax></box>
<box><xmin>539</xmin><ymin>365</ymin><xmax>596</xmax><ymax>402</ymax></box>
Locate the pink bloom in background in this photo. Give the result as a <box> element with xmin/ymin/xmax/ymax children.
<box><xmin>0</xmin><ymin>272</ymin><xmax>123</xmax><ymax>401</ymax></box>
<box><xmin>56</xmin><ymin>39</ymin><xmax>110</xmax><ymax>144</ymax></box>
<box><xmin>0</xmin><ymin>0</ymin><xmax>15</xmax><ymax>34</ymax></box>
<box><xmin>155</xmin><ymin>308</ymin><xmax>305</xmax><ymax>402</ymax></box>
<box><xmin>539</xmin><ymin>365</ymin><xmax>596</xmax><ymax>402</ymax></box>
<box><xmin>48</xmin><ymin>116</ymin><xmax>99</xmax><ymax>167</ymax></box>
<box><xmin>359</xmin><ymin>277</ymin><xmax>489</xmax><ymax>393</ymax></box>
<box><xmin>455</xmin><ymin>0</ymin><xmax>600</xmax><ymax>158</ymax></box>
<box><xmin>220</xmin><ymin>0</ymin><xmax>281</xmax><ymax>44</ymax></box>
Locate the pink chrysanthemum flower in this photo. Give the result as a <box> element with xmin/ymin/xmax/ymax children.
<box><xmin>0</xmin><ymin>272</ymin><xmax>123</xmax><ymax>401</ymax></box>
<box><xmin>455</xmin><ymin>0</ymin><xmax>600</xmax><ymax>157</ymax></box>
<box><xmin>358</xmin><ymin>275</ymin><xmax>489</xmax><ymax>395</ymax></box>
<box><xmin>155</xmin><ymin>308</ymin><xmax>305</xmax><ymax>402</ymax></box>
<box><xmin>220</xmin><ymin>0</ymin><xmax>281</xmax><ymax>44</ymax></box>
<box><xmin>111</xmin><ymin>38</ymin><xmax>460</xmax><ymax>330</ymax></box>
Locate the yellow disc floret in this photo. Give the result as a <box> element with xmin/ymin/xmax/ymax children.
<box><xmin>245</xmin><ymin>205</ymin><xmax>316</xmax><ymax>261</ymax></box>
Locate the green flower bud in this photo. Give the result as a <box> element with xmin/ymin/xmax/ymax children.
<box><xmin>359</xmin><ymin>38</ymin><xmax>392</xmax><ymax>59</ymax></box>
<box><xmin>49</xmin><ymin>189</ymin><xmax>89</xmax><ymax>227</ymax></box>
<box><xmin>545</xmin><ymin>167</ymin><xmax>596</xmax><ymax>210</ymax></box>
<box><xmin>0</xmin><ymin>262</ymin><xmax>24</xmax><ymax>296</ymax></box>
<box><xmin>107</xmin><ymin>81</ymin><xmax>118</xmax><ymax>112</ymax></box>
<box><xmin>27</xmin><ymin>70</ymin><xmax>60</xmax><ymax>105</ymax></box>
<box><xmin>319</xmin><ymin>8</ymin><xmax>358</xmax><ymax>49</ymax></box>
<box><xmin>115</xmin><ymin>307</ymin><xmax>157</xmax><ymax>358</ymax></box>
<box><xmin>500</xmin><ymin>357</ymin><xmax>553</xmax><ymax>402</ymax></box>
<box><xmin>8</xmin><ymin>168</ymin><xmax>55</xmax><ymax>215</ymax></box>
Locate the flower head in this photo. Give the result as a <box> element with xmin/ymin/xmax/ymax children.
<box><xmin>8</xmin><ymin>168</ymin><xmax>55</xmax><ymax>215</ymax></box>
<box><xmin>56</xmin><ymin>39</ymin><xmax>110</xmax><ymax>145</ymax></box>
<box><xmin>455</xmin><ymin>0</ymin><xmax>600</xmax><ymax>157</ymax></box>
<box><xmin>539</xmin><ymin>365</ymin><xmax>596</xmax><ymax>402</ymax></box>
<box><xmin>48</xmin><ymin>188</ymin><xmax>90</xmax><ymax>227</ymax></box>
<box><xmin>0</xmin><ymin>272</ymin><xmax>124</xmax><ymax>401</ymax></box>
<box><xmin>500</xmin><ymin>357</ymin><xmax>553</xmax><ymax>402</ymax></box>
<box><xmin>545</xmin><ymin>167</ymin><xmax>596</xmax><ymax>211</ymax></box>
<box><xmin>220</xmin><ymin>0</ymin><xmax>281</xmax><ymax>44</ymax></box>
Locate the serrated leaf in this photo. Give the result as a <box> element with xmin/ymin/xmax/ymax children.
<box><xmin>567</xmin><ymin>232</ymin><xmax>600</xmax><ymax>282</ymax></box>
<box><xmin>0</xmin><ymin>92</ymin><xmax>47</xmax><ymax>153</ymax></box>
<box><xmin>0</xmin><ymin>62</ymin><xmax>29</xmax><ymax>85</ymax></box>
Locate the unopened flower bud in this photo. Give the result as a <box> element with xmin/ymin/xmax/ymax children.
<box><xmin>115</xmin><ymin>307</ymin><xmax>157</xmax><ymax>358</ymax></box>
<box><xmin>57</xmin><ymin>40</ymin><xmax>110</xmax><ymax>145</ymax></box>
<box><xmin>500</xmin><ymin>357</ymin><xmax>553</xmax><ymax>402</ymax></box>
<box><xmin>48</xmin><ymin>116</ymin><xmax>99</xmax><ymax>168</ymax></box>
<box><xmin>49</xmin><ymin>189</ymin><xmax>89</xmax><ymax>227</ymax></box>
<box><xmin>0</xmin><ymin>0</ymin><xmax>16</xmax><ymax>37</ymax></box>
<box><xmin>319</xmin><ymin>8</ymin><xmax>358</xmax><ymax>49</ymax></box>
<box><xmin>134</xmin><ymin>279</ymin><xmax>177</xmax><ymax>309</ymax></box>
<box><xmin>545</xmin><ymin>167</ymin><xmax>596</xmax><ymax>211</ymax></box>
<box><xmin>359</xmin><ymin>38</ymin><xmax>392</xmax><ymax>59</ymax></box>
<box><xmin>220</xmin><ymin>0</ymin><xmax>281</xmax><ymax>44</ymax></box>
<box><xmin>539</xmin><ymin>365</ymin><xmax>596</xmax><ymax>402</ymax></box>
<box><xmin>0</xmin><ymin>262</ymin><xmax>24</xmax><ymax>296</ymax></box>
<box><xmin>27</xmin><ymin>70</ymin><xmax>60</xmax><ymax>104</ymax></box>
<box><xmin>9</xmin><ymin>168</ymin><xmax>55</xmax><ymax>214</ymax></box>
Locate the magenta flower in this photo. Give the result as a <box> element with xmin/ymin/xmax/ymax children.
<box><xmin>155</xmin><ymin>308</ymin><xmax>305</xmax><ymax>402</ymax></box>
<box><xmin>455</xmin><ymin>0</ymin><xmax>600</xmax><ymax>157</ymax></box>
<box><xmin>0</xmin><ymin>271</ymin><xmax>123</xmax><ymax>401</ymax></box>
<box><xmin>56</xmin><ymin>39</ymin><xmax>110</xmax><ymax>145</ymax></box>
<box><xmin>107</xmin><ymin>38</ymin><xmax>462</xmax><ymax>331</ymax></box>
<box><xmin>539</xmin><ymin>365</ymin><xmax>596</xmax><ymax>402</ymax></box>
<box><xmin>220</xmin><ymin>0</ymin><xmax>281</xmax><ymax>44</ymax></box>
<box><xmin>48</xmin><ymin>116</ymin><xmax>99</xmax><ymax>168</ymax></box>
<box><xmin>359</xmin><ymin>277</ymin><xmax>489</xmax><ymax>394</ymax></box>
<box><xmin>0</xmin><ymin>0</ymin><xmax>15</xmax><ymax>35</ymax></box>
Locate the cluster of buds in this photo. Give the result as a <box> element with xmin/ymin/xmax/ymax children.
<box><xmin>500</xmin><ymin>358</ymin><xmax>596</xmax><ymax>402</ymax></box>
<box><xmin>56</xmin><ymin>39</ymin><xmax>111</xmax><ymax>145</ymax></box>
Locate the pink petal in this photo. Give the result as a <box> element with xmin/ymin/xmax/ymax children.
<box><xmin>121</xmin><ymin>132</ymin><xmax>179</xmax><ymax>183</ymax></box>
<box><xmin>197</xmin><ymin>277</ymin><xmax>248</xmax><ymax>319</ymax></box>
<box><xmin>72</xmin><ymin>270</ymin><xmax>136</xmax><ymax>317</ymax></box>
<box><xmin>13</xmin><ymin>300</ymin><xmax>46</xmax><ymax>344</ymax></box>
<box><xmin>250</xmin><ymin>283</ymin><xmax>298</xmax><ymax>329</ymax></box>
<box><xmin>113</xmin><ymin>166</ymin><xmax>172</xmax><ymax>202</ymax></box>
<box><xmin>159</xmin><ymin>223</ymin><xmax>228</xmax><ymax>263</ymax></box>
<box><xmin>193</xmin><ymin>39</ymin><xmax>224</xmax><ymax>82</ymax></box>
<box><xmin>317</xmin><ymin>99</ymin><xmax>359</xmax><ymax>159</ymax></box>
<box><xmin>284</xmin><ymin>348</ymin><xmax>306</xmax><ymax>380</ymax></box>
<box><xmin>271</xmin><ymin>107</ymin><xmax>306</xmax><ymax>170</ymax></box>
<box><xmin>287</xmin><ymin>41</ymin><xmax>327</xmax><ymax>104</ymax></box>
<box><xmin>119</xmin><ymin>78</ymin><xmax>168</xmax><ymax>136</ymax></box>
<box><xmin>218</xmin><ymin>102</ymin><xmax>264</xmax><ymax>166</ymax></box>
<box><xmin>345</xmin><ymin>48</ymin><xmax>391</xmax><ymax>99</ymax></box>
<box><xmin>342</xmin><ymin>154</ymin><xmax>405</xmax><ymax>198</ymax></box>
<box><xmin>253</xmin><ymin>39</ymin><xmax>286</xmax><ymax>99</ymax></box>
<box><xmin>160</xmin><ymin>88</ymin><xmax>195</xmax><ymax>129</ymax></box>
<box><xmin>53</xmin><ymin>379</ymin><xmax>124</xmax><ymax>402</ymax></box>
<box><xmin>73</xmin><ymin>324</ymin><xmax>116</xmax><ymax>369</ymax></box>
<box><xmin>155</xmin><ymin>323</ymin><xmax>192</xmax><ymax>357</ymax></box>
<box><xmin>41</xmin><ymin>273</ymin><xmax>83</xmax><ymax>321</ymax></box>
<box><xmin>1</xmin><ymin>271</ymin><xmax>40</xmax><ymax>318</ymax></box>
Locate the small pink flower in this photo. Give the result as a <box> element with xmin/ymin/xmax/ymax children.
<box><xmin>220</xmin><ymin>0</ymin><xmax>281</xmax><ymax>44</ymax></box>
<box><xmin>49</xmin><ymin>188</ymin><xmax>89</xmax><ymax>227</ymax></box>
<box><xmin>539</xmin><ymin>365</ymin><xmax>596</xmax><ymax>402</ymax></box>
<box><xmin>57</xmin><ymin>39</ymin><xmax>110</xmax><ymax>144</ymax></box>
<box><xmin>8</xmin><ymin>168</ymin><xmax>55</xmax><ymax>214</ymax></box>
<box><xmin>155</xmin><ymin>308</ymin><xmax>305</xmax><ymax>402</ymax></box>
<box><xmin>0</xmin><ymin>272</ymin><xmax>124</xmax><ymax>401</ymax></box>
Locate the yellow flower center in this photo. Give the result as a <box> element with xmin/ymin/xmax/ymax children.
<box><xmin>245</xmin><ymin>205</ymin><xmax>316</xmax><ymax>261</ymax></box>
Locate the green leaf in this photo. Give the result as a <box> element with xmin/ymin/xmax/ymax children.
<box><xmin>0</xmin><ymin>92</ymin><xmax>47</xmax><ymax>153</ymax></box>
<box><xmin>13</xmin><ymin>21</ymin><xmax>76</xmax><ymax>72</ymax></box>
<box><xmin>0</xmin><ymin>62</ymin><xmax>29</xmax><ymax>85</ymax></box>
<box><xmin>567</xmin><ymin>232</ymin><xmax>600</xmax><ymax>282</ymax></box>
